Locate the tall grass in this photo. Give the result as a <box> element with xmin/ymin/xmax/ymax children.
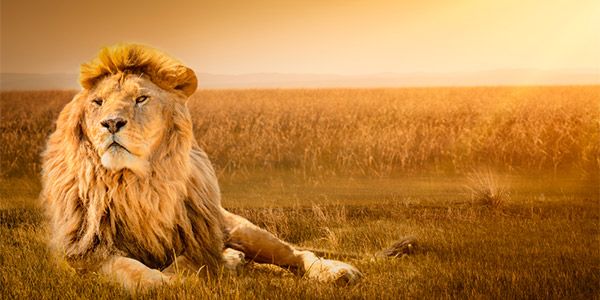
<box><xmin>1</xmin><ymin>87</ymin><xmax>598</xmax><ymax>298</ymax></box>
<box><xmin>465</xmin><ymin>169</ymin><xmax>510</xmax><ymax>209</ymax></box>
<box><xmin>1</xmin><ymin>86</ymin><xmax>598</xmax><ymax>178</ymax></box>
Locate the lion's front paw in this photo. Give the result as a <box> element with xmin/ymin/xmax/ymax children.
<box><xmin>132</xmin><ymin>268</ymin><xmax>172</xmax><ymax>288</ymax></box>
<box><xmin>104</xmin><ymin>256</ymin><xmax>172</xmax><ymax>289</ymax></box>
<box><xmin>303</xmin><ymin>258</ymin><xmax>362</xmax><ymax>284</ymax></box>
<box><xmin>223</xmin><ymin>248</ymin><xmax>246</xmax><ymax>272</ymax></box>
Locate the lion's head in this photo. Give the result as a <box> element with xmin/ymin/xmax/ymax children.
<box><xmin>75</xmin><ymin>44</ymin><xmax>198</xmax><ymax>176</ymax></box>
<box><xmin>41</xmin><ymin>44</ymin><xmax>223</xmax><ymax>272</ymax></box>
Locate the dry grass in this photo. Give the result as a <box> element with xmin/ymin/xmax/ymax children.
<box><xmin>466</xmin><ymin>169</ymin><xmax>511</xmax><ymax>209</ymax></box>
<box><xmin>1</xmin><ymin>175</ymin><xmax>598</xmax><ymax>299</ymax></box>
<box><xmin>1</xmin><ymin>86</ymin><xmax>599</xmax><ymax>298</ymax></box>
<box><xmin>1</xmin><ymin>86</ymin><xmax>599</xmax><ymax>178</ymax></box>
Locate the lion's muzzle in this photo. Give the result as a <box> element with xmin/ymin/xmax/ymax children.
<box><xmin>101</xmin><ymin>117</ymin><xmax>127</xmax><ymax>134</ymax></box>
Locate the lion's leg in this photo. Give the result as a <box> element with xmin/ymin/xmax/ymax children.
<box><xmin>100</xmin><ymin>256</ymin><xmax>170</xmax><ymax>290</ymax></box>
<box><xmin>222</xmin><ymin>209</ymin><xmax>362</xmax><ymax>284</ymax></box>
<box><xmin>162</xmin><ymin>249</ymin><xmax>245</xmax><ymax>277</ymax></box>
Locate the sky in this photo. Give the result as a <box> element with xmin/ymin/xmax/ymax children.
<box><xmin>1</xmin><ymin>0</ymin><xmax>599</xmax><ymax>75</ymax></box>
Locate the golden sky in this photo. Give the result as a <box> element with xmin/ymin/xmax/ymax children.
<box><xmin>1</xmin><ymin>0</ymin><xmax>599</xmax><ymax>75</ymax></box>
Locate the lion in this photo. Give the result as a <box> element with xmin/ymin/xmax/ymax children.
<box><xmin>40</xmin><ymin>44</ymin><xmax>366</xmax><ymax>289</ymax></box>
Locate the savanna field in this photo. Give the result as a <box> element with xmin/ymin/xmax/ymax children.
<box><xmin>1</xmin><ymin>86</ymin><xmax>599</xmax><ymax>298</ymax></box>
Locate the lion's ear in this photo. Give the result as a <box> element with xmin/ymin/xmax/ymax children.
<box><xmin>172</xmin><ymin>66</ymin><xmax>198</xmax><ymax>97</ymax></box>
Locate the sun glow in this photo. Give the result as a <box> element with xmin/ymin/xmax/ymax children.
<box><xmin>1</xmin><ymin>0</ymin><xmax>598</xmax><ymax>83</ymax></box>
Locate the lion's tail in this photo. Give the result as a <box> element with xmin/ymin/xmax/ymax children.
<box><xmin>297</xmin><ymin>236</ymin><xmax>418</xmax><ymax>260</ymax></box>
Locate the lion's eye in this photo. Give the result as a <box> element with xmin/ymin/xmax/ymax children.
<box><xmin>92</xmin><ymin>98</ymin><xmax>103</xmax><ymax>106</ymax></box>
<box><xmin>135</xmin><ymin>95</ymin><xmax>149</xmax><ymax>104</ymax></box>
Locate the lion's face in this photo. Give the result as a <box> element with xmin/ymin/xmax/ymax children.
<box><xmin>83</xmin><ymin>74</ymin><xmax>173</xmax><ymax>175</ymax></box>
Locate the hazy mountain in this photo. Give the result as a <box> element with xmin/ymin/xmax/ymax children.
<box><xmin>1</xmin><ymin>73</ymin><xmax>80</xmax><ymax>90</ymax></box>
<box><xmin>197</xmin><ymin>69</ymin><xmax>599</xmax><ymax>88</ymax></box>
<box><xmin>1</xmin><ymin>69</ymin><xmax>598</xmax><ymax>90</ymax></box>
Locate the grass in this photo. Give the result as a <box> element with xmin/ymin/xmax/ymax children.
<box><xmin>1</xmin><ymin>86</ymin><xmax>599</xmax><ymax>177</ymax></box>
<box><xmin>1</xmin><ymin>174</ymin><xmax>598</xmax><ymax>299</ymax></box>
<box><xmin>465</xmin><ymin>169</ymin><xmax>511</xmax><ymax>209</ymax></box>
<box><xmin>1</xmin><ymin>86</ymin><xmax>599</xmax><ymax>298</ymax></box>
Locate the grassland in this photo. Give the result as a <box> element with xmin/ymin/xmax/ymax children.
<box><xmin>2</xmin><ymin>86</ymin><xmax>598</xmax><ymax>178</ymax></box>
<box><xmin>1</xmin><ymin>86</ymin><xmax>599</xmax><ymax>299</ymax></box>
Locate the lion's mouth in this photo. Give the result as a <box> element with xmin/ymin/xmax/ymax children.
<box><xmin>100</xmin><ymin>137</ymin><xmax>148</xmax><ymax>175</ymax></box>
<box><xmin>108</xmin><ymin>141</ymin><xmax>130</xmax><ymax>153</ymax></box>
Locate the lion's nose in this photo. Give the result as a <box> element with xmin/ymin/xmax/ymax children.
<box><xmin>101</xmin><ymin>117</ymin><xmax>128</xmax><ymax>134</ymax></box>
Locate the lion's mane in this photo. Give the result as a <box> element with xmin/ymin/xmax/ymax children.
<box><xmin>40</xmin><ymin>44</ymin><xmax>224</xmax><ymax>272</ymax></box>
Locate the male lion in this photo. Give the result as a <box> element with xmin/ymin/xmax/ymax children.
<box><xmin>40</xmin><ymin>44</ymin><xmax>362</xmax><ymax>289</ymax></box>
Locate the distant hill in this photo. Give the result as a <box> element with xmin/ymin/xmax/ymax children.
<box><xmin>1</xmin><ymin>73</ymin><xmax>80</xmax><ymax>90</ymax></box>
<box><xmin>1</xmin><ymin>69</ymin><xmax>598</xmax><ymax>90</ymax></box>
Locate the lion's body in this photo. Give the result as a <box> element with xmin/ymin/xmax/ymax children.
<box><xmin>40</xmin><ymin>44</ymin><xmax>362</xmax><ymax>289</ymax></box>
<box><xmin>42</xmin><ymin>136</ymin><xmax>222</xmax><ymax>271</ymax></box>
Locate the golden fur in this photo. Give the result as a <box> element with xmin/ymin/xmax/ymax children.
<box><xmin>42</xmin><ymin>44</ymin><xmax>222</xmax><ymax>272</ymax></box>
<box><xmin>41</xmin><ymin>44</ymin><xmax>362</xmax><ymax>289</ymax></box>
<box><xmin>80</xmin><ymin>44</ymin><xmax>197</xmax><ymax>96</ymax></box>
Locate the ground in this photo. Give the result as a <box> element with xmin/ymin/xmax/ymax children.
<box><xmin>1</xmin><ymin>172</ymin><xmax>598</xmax><ymax>299</ymax></box>
<box><xmin>1</xmin><ymin>87</ymin><xmax>598</xmax><ymax>298</ymax></box>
